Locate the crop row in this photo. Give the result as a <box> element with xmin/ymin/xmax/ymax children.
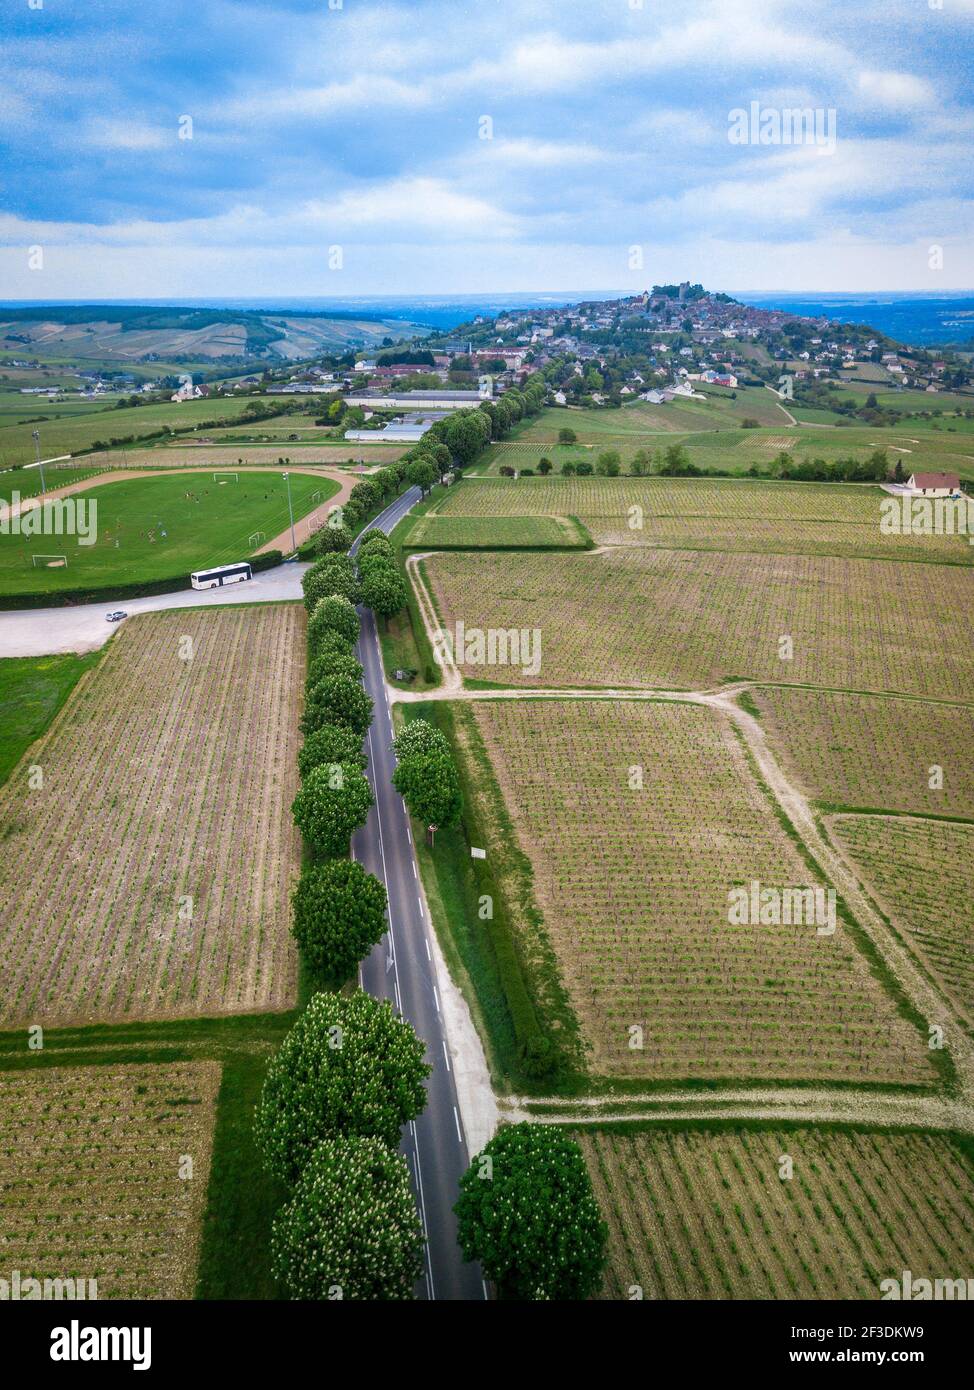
<box><xmin>580</xmin><ymin>1126</ymin><xmax>974</xmax><ymax>1300</ymax></box>
<box><xmin>753</xmin><ymin>687</ymin><xmax>974</xmax><ymax>819</ymax></box>
<box><xmin>828</xmin><ymin>814</ymin><xmax>974</xmax><ymax>1030</ymax></box>
<box><xmin>471</xmin><ymin>699</ymin><xmax>932</xmax><ymax>1084</ymax></box>
<box><xmin>425</xmin><ymin>547</ymin><xmax>974</xmax><ymax>699</ymax></box>
<box><xmin>0</xmin><ymin>607</ymin><xmax>304</xmax><ymax>1026</ymax></box>
<box><xmin>0</xmin><ymin>1062</ymin><xmax>220</xmax><ymax>1299</ymax></box>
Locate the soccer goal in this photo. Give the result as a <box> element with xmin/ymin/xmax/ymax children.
<box><xmin>31</xmin><ymin>553</ymin><xmax>67</xmax><ymax>569</ymax></box>
<box><xmin>248</xmin><ymin>530</ymin><xmax>265</xmax><ymax>547</ymax></box>
<box><xmin>311</xmin><ymin>490</ymin><xmax>322</xmax><ymax>505</ymax></box>
<box><xmin>212</xmin><ymin>471</ymin><xmax>239</xmax><ymax>483</ymax></box>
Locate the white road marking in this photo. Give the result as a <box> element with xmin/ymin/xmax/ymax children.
<box><xmin>433</xmin><ymin>985</ymin><xmax>440</xmax><ymax>1015</ymax></box>
<box><xmin>453</xmin><ymin>1106</ymin><xmax>463</xmax><ymax>1143</ymax></box>
<box><xmin>412</xmin><ymin>861</ymin><xmax>418</xmax><ymax>879</ymax></box>
<box><xmin>406</xmin><ymin>824</ymin><xmax>412</xmax><ymax>844</ymax></box>
<box><xmin>441</xmin><ymin>1039</ymin><xmax>451</xmax><ymax>1072</ymax></box>
<box><xmin>424</xmin><ymin>937</ymin><xmax>431</xmax><ymax>962</ymax></box>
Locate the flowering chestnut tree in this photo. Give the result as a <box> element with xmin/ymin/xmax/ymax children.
<box><xmin>455</xmin><ymin>1123</ymin><xmax>608</xmax><ymax>1300</ymax></box>
<box><xmin>271</xmin><ymin>1135</ymin><xmax>424</xmax><ymax>1300</ymax></box>
<box><xmin>254</xmin><ymin>991</ymin><xmax>431</xmax><ymax>1186</ymax></box>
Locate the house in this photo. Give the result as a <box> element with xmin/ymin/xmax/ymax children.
<box><xmin>907</xmin><ymin>472</ymin><xmax>960</xmax><ymax>497</ymax></box>
<box><xmin>170</xmin><ymin>381</ymin><xmax>209</xmax><ymax>402</ymax></box>
<box><xmin>553</xmin><ymin>390</ymin><xmax>567</xmax><ymax>405</ymax></box>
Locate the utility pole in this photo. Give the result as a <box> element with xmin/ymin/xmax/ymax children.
<box><xmin>32</xmin><ymin>430</ymin><xmax>46</xmax><ymax>495</ymax></box>
<box><xmin>283</xmin><ymin>471</ymin><xmax>296</xmax><ymax>553</ymax></box>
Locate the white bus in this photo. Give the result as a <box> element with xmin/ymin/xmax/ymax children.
<box><xmin>190</xmin><ymin>562</ymin><xmax>253</xmax><ymax>590</ymax></box>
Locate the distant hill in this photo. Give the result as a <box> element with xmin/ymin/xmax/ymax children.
<box><xmin>0</xmin><ymin>305</ymin><xmax>426</xmax><ymax>366</ymax></box>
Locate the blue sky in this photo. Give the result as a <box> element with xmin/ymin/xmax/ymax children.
<box><xmin>1</xmin><ymin>0</ymin><xmax>973</xmax><ymax>297</ymax></box>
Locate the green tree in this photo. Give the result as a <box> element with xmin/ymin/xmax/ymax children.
<box><xmin>291</xmin><ymin>858</ymin><xmax>387</xmax><ymax>984</ymax></box>
<box><xmin>291</xmin><ymin>760</ymin><xmax>373</xmax><ymax>853</ymax></box>
<box><xmin>537</xmin><ymin>457</ymin><xmax>552</xmax><ymax>475</ymax></box>
<box><xmin>596</xmin><ymin>449</ymin><xmax>621</xmax><ymax>476</ymax></box>
<box><xmin>303</xmin><ymin>556</ymin><xmax>359</xmax><ymax>610</ymax></box>
<box><xmin>303</xmin><ymin>664</ymin><xmax>366</xmax><ymax>725</ymax></box>
<box><xmin>455</xmin><ymin>1123</ymin><xmax>608</xmax><ymax>1301</ymax></box>
<box><xmin>308</xmin><ymin>595</ymin><xmax>359</xmax><ymax>648</ymax></box>
<box><xmin>254</xmin><ymin>991</ymin><xmax>431</xmax><ymax>1184</ymax></box>
<box><xmin>406</xmin><ymin>458</ymin><xmax>437</xmax><ymax>495</ymax></box>
<box><xmin>301</xmin><ymin>672</ymin><xmax>373</xmax><ymax>737</ymax></box>
<box><xmin>393</xmin><ymin>750</ymin><xmax>462</xmax><ymax>828</ymax></box>
<box><xmin>271</xmin><ymin>1136</ymin><xmax>424</xmax><ymax>1300</ymax></box>
<box><xmin>357</xmin><ymin>530</ymin><xmax>393</xmax><ymax>558</ymax></box>
<box><xmin>393</xmin><ymin>718</ymin><xmax>449</xmax><ymax>761</ymax></box>
<box><xmin>298</xmin><ymin>724</ymin><xmax>367</xmax><ymax>778</ymax></box>
<box><xmin>306</xmin><ymin>626</ymin><xmax>355</xmax><ymax>667</ymax></box>
<box><xmin>557</xmin><ymin>427</ymin><xmax>577</xmax><ymax>445</ymax></box>
<box><xmin>372</xmin><ymin>467</ymin><xmax>397</xmax><ymax>498</ymax></box>
<box><xmin>312</xmin><ymin>523</ymin><xmax>352</xmax><ymax>555</ymax></box>
<box><xmin>361</xmin><ymin>563</ymin><xmax>407</xmax><ymax>619</ymax></box>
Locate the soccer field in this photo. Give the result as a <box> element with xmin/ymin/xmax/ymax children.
<box><xmin>0</xmin><ymin>469</ymin><xmax>337</xmax><ymax>596</ymax></box>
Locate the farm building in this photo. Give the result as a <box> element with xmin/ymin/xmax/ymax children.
<box><xmin>907</xmin><ymin>472</ymin><xmax>961</xmax><ymax>497</ymax></box>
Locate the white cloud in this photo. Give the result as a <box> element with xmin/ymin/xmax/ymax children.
<box><xmin>85</xmin><ymin>119</ymin><xmax>171</xmax><ymax>151</ymax></box>
<box><xmin>857</xmin><ymin>69</ymin><xmax>935</xmax><ymax>109</ymax></box>
<box><xmin>213</xmin><ymin>74</ymin><xmax>432</xmax><ymax>124</ymax></box>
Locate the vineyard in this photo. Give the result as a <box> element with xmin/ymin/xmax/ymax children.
<box><xmin>0</xmin><ymin>607</ymin><xmax>304</xmax><ymax>1026</ymax></box>
<box><xmin>0</xmin><ymin>1062</ymin><xmax>220</xmax><ymax>1298</ymax></box>
<box><xmin>437</xmin><ymin>477</ymin><xmax>892</xmax><ymax>522</ymax></box>
<box><xmin>403</xmin><ymin>513</ymin><xmax>589</xmax><ymax>550</ymax></box>
<box><xmin>579</xmin><ymin>1126</ymin><xmax>974</xmax><ymax>1300</ymax></box>
<box><xmin>435</xmin><ymin>477</ymin><xmax>971</xmax><ymax>562</ymax></box>
<box><xmin>471</xmin><ymin>699</ymin><xmax>932</xmax><ymax>1083</ymax></box>
<box><xmin>753</xmin><ymin>687</ymin><xmax>974</xmax><ymax>820</ymax></box>
<box><xmin>828</xmin><ymin>814</ymin><xmax>974</xmax><ymax>1029</ymax></box>
<box><xmin>424</xmin><ymin>547</ymin><xmax>974</xmax><ymax>698</ymax></box>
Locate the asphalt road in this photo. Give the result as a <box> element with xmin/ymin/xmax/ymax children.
<box><xmin>0</xmin><ymin>561</ymin><xmax>308</xmax><ymax>658</ymax></box>
<box><xmin>351</xmin><ymin>488</ymin><xmax>487</xmax><ymax>1301</ymax></box>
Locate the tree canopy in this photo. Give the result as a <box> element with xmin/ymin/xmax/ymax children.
<box><xmin>291</xmin><ymin>760</ymin><xmax>373</xmax><ymax>854</ymax></box>
<box><xmin>291</xmin><ymin>858</ymin><xmax>387</xmax><ymax>985</ymax></box>
<box><xmin>455</xmin><ymin>1123</ymin><xmax>608</xmax><ymax>1300</ymax></box>
<box><xmin>271</xmin><ymin>1135</ymin><xmax>424</xmax><ymax>1300</ymax></box>
<box><xmin>254</xmin><ymin>991</ymin><xmax>431</xmax><ymax>1185</ymax></box>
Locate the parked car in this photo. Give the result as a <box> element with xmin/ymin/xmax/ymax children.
<box><xmin>105</xmin><ymin>611</ymin><xmax>127</xmax><ymax>623</ymax></box>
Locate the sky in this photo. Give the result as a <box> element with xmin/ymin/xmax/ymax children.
<box><xmin>1</xmin><ymin>0</ymin><xmax>973</xmax><ymax>298</ymax></box>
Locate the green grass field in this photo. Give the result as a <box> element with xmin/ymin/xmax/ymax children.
<box><xmin>475</xmin><ymin>411</ymin><xmax>974</xmax><ymax>481</ymax></box>
<box><xmin>0</xmin><ymin>395</ymin><xmax>278</xmax><ymax>469</ymax></box>
<box><xmin>0</xmin><ymin>651</ymin><xmax>102</xmax><ymax>785</ymax></box>
<box><xmin>0</xmin><ymin>470</ymin><xmax>337</xmax><ymax>596</ymax></box>
<box><xmin>403</xmin><ymin>513</ymin><xmax>591</xmax><ymax>550</ymax></box>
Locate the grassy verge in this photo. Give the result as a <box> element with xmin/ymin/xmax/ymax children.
<box><xmin>0</xmin><ymin>650</ymin><xmax>102</xmax><ymax>786</ymax></box>
<box><xmin>378</xmin><ymin>484</ymin><xmax>448</xmax><ymax>692</ymax></box>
